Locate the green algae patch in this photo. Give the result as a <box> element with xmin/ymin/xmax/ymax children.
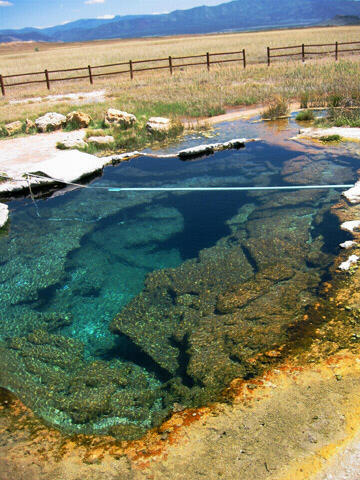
<box><xmin>320</xmin><ymin>134</ymin><xmax>342</xmax><ymax>143</ymax></box>
<box><xmin>0</xmin><ymin>330</ymin><xmax>163</xmax><ymax>439</ymax></box>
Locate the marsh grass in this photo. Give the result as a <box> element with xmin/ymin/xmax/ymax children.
<box><xmin>296</xmin><ymin>110</ymin><xmax>315</xmax><ymax>121</ymax></box>
<box><xmin>261</xmin><ymin>96</ymin><xmax>289</xmax><ymax>120</ymax></box>
<box><xmin>320</xmin><ymin>107</ymin><xmax>360</xmax><ymax>128</ymax></box>
<box><xmin>85</xmin><ymin>128</ymin><xmax>106</xmax><ymax>138</ymax></box>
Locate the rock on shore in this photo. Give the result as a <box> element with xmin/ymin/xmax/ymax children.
<box><xmin>104</xmin><ymin>109</ymin><xmax>136</xmax><ymax>128</ymax></box>
<box><xmin>146</xmin><ymin>117</ymin><xmax>171</xmax><ymax>133</ymax></box>
<box><xmin>35</xmin><ymin>112</ymin><xmax>67</xmax><ymax>133</ymax></box>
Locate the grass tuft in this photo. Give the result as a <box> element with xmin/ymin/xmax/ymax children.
<box><xmin>319</xmin><ymin>134</ymin><xmax>342</xmax><ymax>143</ymax></box>
<box><xmin>296</xmin><ymin>110</ymin><xmax>315</xmax><ymax>122</ymax></box>
<box><xmin>261</xmin><ymin>96</ymin><xmax>289</xmax><ymax>120</ymax></box>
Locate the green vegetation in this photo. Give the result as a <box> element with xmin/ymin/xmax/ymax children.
<box><xmin>318</xmin><ymin>107</ymin><xmax>360</xmax><ymax>128</ymax></box>
<box><xmin>80</xmin><ymin>120</ymin><xmax>184</xmax><ymax>155</ymax></box>
<box><xmin>57</xmin><ymin>117</ymin><xmax>185</xmax><ymax>154</ymax></box>
<box><xmin>296</xmin><ymin>110</ymin><xmax>315</xmax><ymax>121</ymax></box>
<box><xmin>319</xmin><ymin>134</ymin><xmax>342</xmax><ymax>143</ymax></box>
<box><xmin>55</xmin><ymin>142</ymin><xmax>67</xmax><ymax>150</ymax></box>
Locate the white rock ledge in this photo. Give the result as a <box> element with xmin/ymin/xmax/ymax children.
<box><xmin>340</xmin><ymin>240</ymin><xmax>358</xmax><ymax>249</ymax></box>
<box><xmin>0</xmin><ymin>150</ymin><xmax>109</xmax><ymax>194</ymax></box>
<box><xmin>0</xmin><ymin>203</ymin><xmax>9</xmax><ymax>229</ymax></box>
<box><xmin>343</xmin><ymin>182</ymin><xmax>360</xmax><ymax>205</ymax></box>
<box><xmin>0</xmin><ymin>137</ymin><xmax>259</xmax><ymax>197</ymax></box>
<box><xmin>339</xmin><ymin>255</ymin><xmax>360</xmax><ymax>271</ymax></box>
<box><xmin>297</xmin><ymin>127</ymin><xmax>360</xmax><ymax>142</ymax></box>
<box><xmin>340</xmin><ymin>221</ymin><xmax>360</xmax><ymax>234</ymax></box>
<box><xmin>178</xmin><ymin>138</ymin><xmax>258</xmax><ymax>159</ymax></box>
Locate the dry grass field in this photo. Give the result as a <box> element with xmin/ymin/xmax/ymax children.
<box><xmin>1</xmin><ymin>25</ymin><xmax>360</xmax><ymax>127</ymax></box>
<box><xmin>2</xmin><ymin>25</ymin><xmax>360</xmax><ymax>75</ymax></box>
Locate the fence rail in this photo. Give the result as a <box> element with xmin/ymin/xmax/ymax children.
<box><xmin>267</xmin><ymin>40</ymin><xmax>360</xmax><ymax>65</ymax></box>
<box><xmin>0</xmin><ymin>49</ymin><xmax>246</xmax><ymax>96</ymax></box>
<box><xmin>1</xmin><ymin>39</ymin><xmax>360</xmax><ymax>96</ymax></box>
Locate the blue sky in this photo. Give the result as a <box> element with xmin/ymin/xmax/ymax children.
<box><xmin>0</xmin><ymin>0</ymin><xmax>227</xmax><ymax>30</ymax></box>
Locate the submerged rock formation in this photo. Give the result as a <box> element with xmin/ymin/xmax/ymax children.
<box><xmin>0</xmin><ymin>330</ymin><xmax>162</xmax><ymax>439</ymax></box>
<box><xmin>110</xmin><ymin>193</ymin><xmax>333</xmax><ymax>407</ymax></box>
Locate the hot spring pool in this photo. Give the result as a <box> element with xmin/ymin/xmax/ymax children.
<box><xmin>0</xmin><ymin>119</ymin><xmax>357</xmax><ymax>439</ymax></box>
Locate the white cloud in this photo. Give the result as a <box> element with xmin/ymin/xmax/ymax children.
<box><xmin>0</xmin><ymin>1</ymin><xmax>13</xmax><ymax>6</ymax></box>
<box><xmin>35</xmin><ymin>21</ymin><xmax>70</xmax><ymax>29</ymax></box>
<box><xmin>97</xmin><ymin>14</ymin><xmax>115</xmax><ymax>19</ymax></box>
<box><xmin>84</xmin><ymin>0</ymin><xmax>105</xmax><ymax>4</ymax></box>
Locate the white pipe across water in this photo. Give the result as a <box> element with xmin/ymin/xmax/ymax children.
<box><xmin>106</xmin><ymin>185</ymin><xmax>354</xmax><ymax>192</ymax></box>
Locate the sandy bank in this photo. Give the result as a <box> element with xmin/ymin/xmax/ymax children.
<box><xmin>2</xmin><ymin>348</ymin><xmax>360</xmax><ymax>480</ymax></box>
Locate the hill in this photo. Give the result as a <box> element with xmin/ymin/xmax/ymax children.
<box><xmin>2</xmin><ymin>0</ymin><xmax>360</xmax><ymax>43</ymax></box>
<box><xmin>321</xmin><ymin>14</ymin><xmax>360</xmax><ymax>25</ymax></box>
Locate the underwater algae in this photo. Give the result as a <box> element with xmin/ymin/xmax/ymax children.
<box><xmin>0</xmin><ymin>130</ymin><xmax>357</xmax><ymax>441</ymax></box>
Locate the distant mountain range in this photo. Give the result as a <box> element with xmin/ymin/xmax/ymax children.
<box><xmin>321</xmin><ymin>14</ymin><xmax>360</xmax><ymax>25</ymax></box>
<box><xmin>2</xmin><ymin>0</ymin><xmax>360</xmax><ymax>43</ymax></box>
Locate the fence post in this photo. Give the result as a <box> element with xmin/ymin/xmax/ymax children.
<box><xmin>169</xmin><ymin>56</ymin><xmax>173</xmax><ymax>75</ymax></box>
<box><xmin>45</xmin><ymin>69</ymin><xmax>50</xmax><ymax>90</ymax></box>
<box><xmin>242</xmin><ymin>49</ymin><xmax>246</xmax><ymax>68</ymax></box>
<box><xmin>267</xmin><ymin>47</ymin><xmax>271</xmax><ymax>66</ymax></box>
<box><xmin>88</xmin><ymin>65</ymin><xmax>93</xmax><ymax>84</ymax></box>
<box><xmin>206</xmin><ymin>52</ymin><xmax>210</xmax><ymax>71</ymax></box>
<box><xmin>302</xmin><ymin>44</ymin><xmax>305</xmax><ymax>63</ymax></box>
<box><xmin>129</xmin><ymin>60</ymin><xmax>133</xmax><ymax>80</ymax></box>
<box><xmin>0</xmin><ymin>75</ymin><xmax>5</xmax><ymax>96</ymax></box>
<box><xmin>335</xmin><ymin>41</ymin><xmax>338</xmax><ymax>61</ymax></box>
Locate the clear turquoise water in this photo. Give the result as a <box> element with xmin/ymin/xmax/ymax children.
<box><xmin>0</xmin><ymin>119</ymin><xmax>357</xmax><ymax>438</ymax></box>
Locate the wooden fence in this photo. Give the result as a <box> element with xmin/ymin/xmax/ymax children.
<box><xmin>0</xmin><ymin>49</ymin><xmax>246</xmax><ymax>96</ymax></box>
<box><xmin>267</xmin><ymin>40</ymin><xmax>360</xmax><ymax>65</ymax></box>
<box><xmin>1</xmin><ymin>39</ymin><xmax>360</xmax><ymax>96</ymax></box>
